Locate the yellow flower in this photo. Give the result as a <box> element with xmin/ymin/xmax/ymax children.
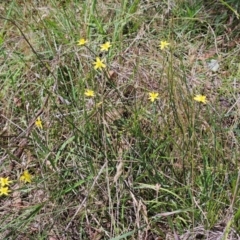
<box><xmin>84</xmin><ymin>89</ymin><xmax>95</xmax><ymax>97</ymax></box>
<box><xmin>148</xmin><ymin>92</ymin><xmax>159</xmax><ymax>102</ymax></box>
<box><xmin>35</xmin><ymin>117</ymin><xmax>43</xmax><ymax>129</ymax></box>
<box><xmin>159</xmin><ymin>40</ymin><xmax>170</xmax><ymax>50</ymax></box>
<box><xmin>20</xmin><ymin>170</ymin><xmax>32</xmax><ymax>183</ymax></box>
<box><xmin>0</xmin><ymin>186</ymin><xmax>11</xmax><ymax>196</ymax></box>
<box><xmin>77</xmin><ymin>38</ymin><xmax>87</xmax><ymax>46</ymax></box>
<box><xmin>100</xmin><ymin>41</ymin><xmax>112</xmax><ymax>51</ymax></box>
<box><xmin>194</xmin><ymin>95</ymin><xmax>207</xmax><ymax>104</ymax></box>
<box><xmin>93</xmin><ymin>57</ymin><xmax>106</xmax><ymax>70</ymax></box>
<box><xmin>0</xmin><ymin>177</ymin><xmax>13</xmax><ymax>187</ymax></box>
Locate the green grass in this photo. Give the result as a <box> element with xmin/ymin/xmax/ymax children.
<box><xmin>0</xmin><ymin>0</ymin><xmax>239</xmax><ymax>239</ymax></box>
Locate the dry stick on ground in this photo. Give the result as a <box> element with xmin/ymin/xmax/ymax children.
<box><xmin>12</xmin><ymin>96</ymin><xmax>49</xmax><ymax>159</ymax></box>
<box><xmin>226</xmin><ymin>96</ymin><xmax>240</xmax><ymax>116</ymax></box>
<box><xmin>1</xmin><ymin>93</ymin><xmax>51</xmax><ymax>171</ymax></box>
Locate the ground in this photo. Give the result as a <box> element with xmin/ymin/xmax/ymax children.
<box><xmin>0</xmin><ymin>0</ymin><xmax>239</xmax><ymax>239</ymax></box>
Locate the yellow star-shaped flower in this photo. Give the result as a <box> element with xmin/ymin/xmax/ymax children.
<box><xmin>100</xmin><ymin>42</ymin><xmax>112</xmax><ymax>51</ymax></box>
<box><xmin>148</xmin><ymin>92</ymin><xmax>159</xmax><ymax>102</ymax></box>
<box><xmin>93</xmin><ymin>57</ymin><xmax>106</xmax><ymax>70</ymax></box>
<box><xmin>0</xmin><ymin>177</ymin><xmax>13</xmax><ymax>187</ymax></box>
<box><xmin>20</xmin><ymin>170</ymin><xmax>32</xmax><ymax>183</ymax></box>
<box><xmin>35</xmin><ymin>117</ymin><xmax>43</xmax><ymax>129</ymax></box>
<box><xmin>0</xmin><ymin>186</ymin><xmax>11</xmax><ymax>196</ymax></box>
<box><xmin>77</xmin><ymin>38</ymin><xmax>88</xmax><ymax>46</ymax></box>
<box><xmin>159</xmin><ymin>40</ymin><xmax>170</xmax><ymax>50</ymax></box>
<box><xmin>84</xmin><ymin>89</ymin><xmax>95</xmax><ymax>97</ymax></box>
<box><xmin>193</xmin><ymin>95</ymin><xmax>207</xmax><ymax>104</ymax></box>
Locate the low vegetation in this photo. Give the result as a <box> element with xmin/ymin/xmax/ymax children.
<box><xmin>0</xmin><ymin>0</ymin><xmax>239</xmax><ymax>239</ymax></box>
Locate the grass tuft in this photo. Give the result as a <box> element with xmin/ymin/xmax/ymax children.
<box><xmin>0</xmin><ymin>0</ymin><xmax>239</xmax><ymax>239</ymax></box>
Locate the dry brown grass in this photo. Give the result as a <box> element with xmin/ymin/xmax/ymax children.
<box><xmin>0</xmin><ymin>0</ymin><xmax>239</xmax><ymax>239</ymax></box>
